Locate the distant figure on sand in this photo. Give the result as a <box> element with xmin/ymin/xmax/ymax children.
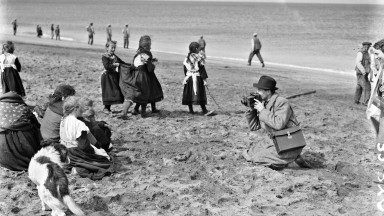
<box><xmin>354</xmin><ymin>42</ymin><xmax>372</xmax><ymax>106</ymax></box>
<box><xmin>182</xmin><ymin>42</ymin><xmax>213</xmax><ymax>116</ymax></box>
<box><xmin>87</xmin><ymin>23</ymin><xmax>95</xmax><ymax>45</ymax></box>
<box><xmin>55</xmin><ymin>25</ymin><xmax>60</xmax><ymax>40</ymax></box>
<box><xmin>198</xmin><ymin>36</ymin><xmax>206</xmax><ymax>52</ymax></box>
<box><xmin>36</xmin><ymin>25</ymin><xmax>42</xmax><ymax>38</ymax></box>
<box><xmin>0</xmin><ymin>41</ymin><xmax>25</xmax><ymax>96</ymax></box>
<box><xmin>101</xmin><ymin>41</ymin><xmax>125</xmax><ymax>114</ymax></box>
<box><xmin>50</xmin><ymin>24</ymin><xmax>54</xmax><ymax>39</ymax></box>
<box><xmin>106</xmin><ymin>24</ymin><xmax>112</xmax><ymax>42</ymax></box>
<box><xmin>248</xmin><ymin>33</ymin><xmax>265</xmax><ymax>67</ymax></box>
<box><xmin>242</xmin><ymin>75</ymin><xmax>310</xmax><ymax>170</ymax></box>
<box><xmin>122</xmin><ymin>24</ymin><xmax>130</xmax><ymax>49</ymax></box>
<box><xmin>11</xmin><ymin>19</ymin><xmax>17</xmax><ymax>35</ymax></box>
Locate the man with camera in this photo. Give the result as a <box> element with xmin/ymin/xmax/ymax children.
<box><xmin>242</xmin><ymin>75</ymin><xmax>310</xmax><ymax>170</ymax></box>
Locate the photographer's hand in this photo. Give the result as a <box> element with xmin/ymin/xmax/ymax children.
<box><xmin>254</xmin><ymin>99</ymin><xmax>265</xmax><ymax>112</ymax></box>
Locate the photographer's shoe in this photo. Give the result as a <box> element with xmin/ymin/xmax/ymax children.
<box><xmin>294</xmin><ymin>155</ymin><xmax>311</xmax><ymax>168</ymax></box>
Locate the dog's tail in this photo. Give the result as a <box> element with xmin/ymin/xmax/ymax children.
<box><xmin>63</xmin><ymin>195</ymin><xmax>85</xmax><ymax>216</ymax></box>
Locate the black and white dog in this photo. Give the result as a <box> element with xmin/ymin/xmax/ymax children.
<box><xmin>28</xmin><ymin>143</ymin><xmax>85</xmax><ymax>216</ymax></box>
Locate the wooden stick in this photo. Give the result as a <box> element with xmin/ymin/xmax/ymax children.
<box><xmin>286</xmin><ymin>90</ymin><xmax>316</xmax><ymax>99</ymax></box>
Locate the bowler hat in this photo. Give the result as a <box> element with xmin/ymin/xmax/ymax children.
<box><xmin>362</xmin><ymin>42</ymin><xmax>372</xmax><ymax>46</ymax></box>
<box><xmin>253</xmin><ymin>75</ymin><xmax>278</xmax><ymax>90</ymax></box>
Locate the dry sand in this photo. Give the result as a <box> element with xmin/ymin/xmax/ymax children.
<box><xmin>0</xmin><ymin>35</ymin><xmax>381</xmax><ymax>215</ymax></box>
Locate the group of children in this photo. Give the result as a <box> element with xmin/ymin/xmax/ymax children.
<box><xmin>100</xmin><ymin>35</ymin><xmax>214</xmax><ymax>119</ymax></box>
<box><xmin>0</xmin><ymin>36</ymin><xmax>215</xmax><ymax>177</ymax></box>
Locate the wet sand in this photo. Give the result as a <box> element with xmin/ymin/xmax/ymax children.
<box><xmin>0</xmin><ymin>34</ymin><xmax>380</xmax><ymax>215</ymax></box>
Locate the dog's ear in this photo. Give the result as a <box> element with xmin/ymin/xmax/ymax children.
<box><xmin>52</xmin><ymin>143</ymin><xmax>68</xmax><ymax>163</ymax></box>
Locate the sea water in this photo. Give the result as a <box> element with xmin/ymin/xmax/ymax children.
<box><xmin>0</xmin><ymin>0</ymin><xmax>383</xmax><ymax>73</ymax></box>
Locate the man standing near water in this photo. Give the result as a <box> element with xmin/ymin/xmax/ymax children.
<box><xmin>11</xmin><ymin>19</ymin><xmax>17</xmax><ymax>36</ymax></box>
<box><xmin>122</xmin><ymin>24</ymin><xmax>130</xmax><ymax>49</ymax></box>
<box><xmin>248</xmin><ymin>33</ymin><xmax>265</xmax><ymax>67</ymax></box>
<box><xmin>106</xmin><ymin>24</ymin><xmax>112</xmax><ymax>42</ymax></box>
<box><xmin>354</xmin><ymin>42</ymin><xmax>372</xmax><ymax>106</ymax></box>
<box><xmin>198</xmin><ymin>36</ymin><xmax>206</xmax><ymax>52</ymax></box>
<box><xmin>87</xmin><ymin>23</ymin><xmax>95</xmax><ymax>45</ymax></box>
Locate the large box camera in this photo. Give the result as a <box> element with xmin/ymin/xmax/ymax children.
<box><xmin>241</xmin><ymin>93</ymin><xmax>263</xmax><ymax>108</ymax></box>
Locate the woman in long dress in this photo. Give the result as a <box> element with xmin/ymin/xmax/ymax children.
<box><xmin>0</xmin><ymin>92</ymin><xmax>41</xmax><ymax>171</ymax></box>
<box><xmin>101</xmin><ymin>41</ymin><xmax>125</xmax><ymax>114</ymax></box>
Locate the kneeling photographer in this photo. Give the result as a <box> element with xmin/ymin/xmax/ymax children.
<box><xmin>242</xmin><ymin>75</ymin><xmax>310</xmax><ymax>170</ymax></box>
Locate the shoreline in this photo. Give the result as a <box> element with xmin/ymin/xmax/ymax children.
<box><xmin>0</xmin><ymin>33</ymin><xmax>355</xmax><ymax>77</ymax></box>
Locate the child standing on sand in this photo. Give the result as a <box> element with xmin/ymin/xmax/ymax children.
<box><xmin>0</xmin><ymin>41</ymin><xmax>25</xmax><ymax>96</ymax></box>
<box><xmin>182</xmin><ymin>42</ymin><xmax>213</xmax><ymax>116</ymax></box>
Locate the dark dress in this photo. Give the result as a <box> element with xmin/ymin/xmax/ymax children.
<box><xmin>79</xmin><ymin>118</ymin><xmax>112</xmax><ymax>152</ymax></box>
<box><xmin>1</xmin><ymin>54</ymin><xmax>25</xmax><ymax>97</ymax></box>
<box><xmin>119</xmin><ymin>51</ymin><xmax>153</xmax><ymax>104</ymax></box>
<box><xmin>182</xmin><ymin>62</ymin><xmax>208</xmax><ymax>105</ymax></box>
<box><xmin>0</xmin><ymin>92</ymin><xmax>42</xmax><ymax>171</ymax></box>
<box><xmin>146</xmin><ymin>53</ymin><xmax>163</xmax><ymax>103</ymax></box>
<box><xmin>40</xmin><ymin>100</ymin><xmax>64</xmax><ymax>141</ymax></box>
<box><xmin>101</xmin><ymin>53</ymin><xmax>125</xmax><ymax>105</ymax></box>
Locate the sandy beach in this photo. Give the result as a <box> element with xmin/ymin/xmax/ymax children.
<box><xmin>0</xmin><ymin>34</ymin><xmax>380</xmax><ymax>215</ymax></box>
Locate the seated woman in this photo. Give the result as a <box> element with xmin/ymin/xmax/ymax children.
<box><xmin>60</xmin><ymin>96</ymin><xmax>112</xmax><ymax>180</ymax></box>
<box><xmin>78</xmin><ymin>98</ymin><xmax>112</xmax><ymax>152</ymax></box>
<box><xmin>39</xmin><ymin>84</ymin><xmax>76</xmax><ymax>141</ymax></box>
<box><xmin>0</xmin><ymin>92</ymin><xmax>42</xmax><ymax>171</ymax></box>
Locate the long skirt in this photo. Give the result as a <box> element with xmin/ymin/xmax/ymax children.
<box><xmin>1</xmin><ymin>67</ymin><xmax>25</xmax><ymax>97</ymax></box>
<box><xmin>67</xmin><ymin>147</ymin><xmax>112</xmax><ymax>180</ymax></box>
<box><xmin>0</xmin><ymin>128</ymin><xmax>41</xmax><ymax>171</ymax></box>
<box><xmin>246</xmin><ymin>131</ymin><xmax>302</xmax><ymax>167</ymax></box>
<box><xmin>147</xmin><ymin>72</ymin><xmax>164</xmax><ymax>103</ymax></box>
<box><xmin>119</xmin><ymin>65</ymin><xmax>150</xmax><ymax>104</ymax></box>
<box><xmin>101</xmin><ymin>71</ymin><xmax>124</xmax><ymax>105</ymax></box>
<box><xmin>182</xmin><ymin>76</ymin><xmax>207</xmax><ymax>105</ymax></box>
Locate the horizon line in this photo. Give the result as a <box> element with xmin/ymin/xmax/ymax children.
<box><xmin>142</xmin><ymin>0</ymin><xmax>384</xmax><ymax>5</ymax></box>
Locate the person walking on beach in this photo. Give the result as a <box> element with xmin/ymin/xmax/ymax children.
<box><xmin>36</xmin><ymin>25</ymin><xmax>42</xmax><ymax>38</ymax></box>
<box><xmin>106</xmin><ymin>24</ymin><xmax>112</xmax><ymax>42</ymax></box>
<box><xmin>354</xmin><ymin>42</ymin><xmax>372</xmax><ymax>106</ymax></box>
<box><xmin>182</xmin><ymin>42</ymin><xmax>214</xmax><ymax>116</ymax></box>
<box><xmin>11</xmin><ymin>19</ymin><xmax>17</xmax><ymax>36</ymax></box>
<box><xmin>0</xmin><ymin>41</ymin><xmax>25</xmax><ymax>97</ymax></box>
<box><xmin>198</xmin><ymin>36</ymin><xmax>206</xmax><ymax>52</ymax></box>
<box><xmin>242</xmin><ymin>75</ymin><xmax>310</xmax><ymax>170</ymax></box>
<box><xmin>248</xmin><ymin>33</ymin><xmax>265</xmax><ymax>67</ymax></box>
<box><xmin>50</xmin><ymin>24</ymin><xmax>54</xmax><ymax>39</ymax></box>
<box><xmin>55</xmin><ymin>25</ymin><xmax>60</xmax><ymax>40</ymax></box>
<box><xmin>87</xmin><ymin>23</ymin><xmax>95</xmax><ymax>45</ymax></box>
<box><xmin>122</xmin><ymin>24</ymin><xmax>130</xmax><ymax>49</ymax></box>
<box><xmin>101</xmin><ymin>41</ymin><xmax>125</xmax><ymax>114</ymax></box>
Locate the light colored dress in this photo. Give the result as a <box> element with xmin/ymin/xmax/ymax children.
<box><xmin>60</xmin><ymin>115</ymin><xmax>109</xmax><ymax>159</ymax></box>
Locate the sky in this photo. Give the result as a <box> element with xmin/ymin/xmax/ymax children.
<box><xmin>154</xmin><ymin>0</ymin><xmax>384</xmax><ymax>4</ymax></box>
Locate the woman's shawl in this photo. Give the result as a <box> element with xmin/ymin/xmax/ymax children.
<box><xmin>0</xmin><ymin>92</ymin><xmax>39</xmax><ymax>132</ymax></box>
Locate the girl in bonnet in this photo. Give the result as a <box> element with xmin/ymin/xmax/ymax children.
<box><xmin>182</xmin><ymin>42</ymin><xmax>213</xmax><ymax>116</ymax></box>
